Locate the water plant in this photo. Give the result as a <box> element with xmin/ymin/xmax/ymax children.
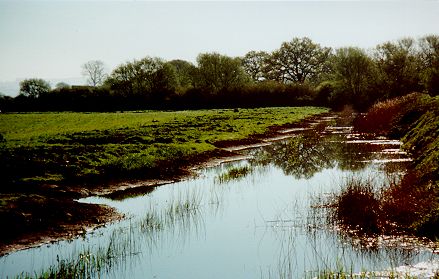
<box><xmin>14</xmin><ymin>188</ymin><xmax>206</xmax><ymax>279</ymax></box>
<box><xmin>140</xmin><ymin>208</ymin><xmax>164</xmax><ymax>233</ymax></box>
<box><xmin>330</xmin><ymin>178</ymin><xmax>382</xmax><ymax>235</ymax></box>
<box><xmin>309</xmin><ymin>267</ymin><xmax>437</xmax><ymax>279</ymax></box>
<box><xmin>216</xmin><ymin>165</ymin><xmax>253</xmax><ymax>183</ymax></box>
<box><xmin>15</xmin><ymin>227</ymin><xmax>139</xmax><ymax>279</ymax></box>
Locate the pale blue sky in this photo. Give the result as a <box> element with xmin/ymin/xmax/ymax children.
<box><xmin>0</xmin><ymin>1</ymin><xmax>438</xmax><ymax>91</ymax></box>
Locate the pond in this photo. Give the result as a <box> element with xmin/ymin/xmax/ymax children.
<box><xmin>1</xmin><ymin>115</ymin><xmax>438</xmax><ymax>278</ymax></box>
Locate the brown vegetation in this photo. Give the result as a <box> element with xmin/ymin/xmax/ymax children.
<box><xmin>333</xmin><ymin>93</ymin><xmax>439</xmax><ymax>238</ymax></box>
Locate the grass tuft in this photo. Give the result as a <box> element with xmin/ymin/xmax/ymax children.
<box><xmin>216</xmin><ymin>165</ymin><xmax>252</xmax><ymax>183</ymax></box>
<box><xmin>330</xmin><ymin>178</ymin><xmax>382</xmax><ymax>235</ymax></box>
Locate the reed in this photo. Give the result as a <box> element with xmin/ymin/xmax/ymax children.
<box><xmin>216</xmin><ymin>165</ymin><xmax>252</xmax><ymax>183</ymax></box>
<box><xmin>330</xmin><ymin>177</ymin><xmax>382</xmax><ymax>235</ymax></box>
<box><xmin>16</xmin><ymin>227</ymin><xmax>139</xmax><ymax>279</ymax></box>
<box><xmin>15</xmin><ymin>188</ymin><xmax>206</xmax><ymax>279</ymax></box>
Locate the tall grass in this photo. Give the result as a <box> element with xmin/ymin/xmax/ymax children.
<box><xmin>16</xmin><ymin>227</ymin><xmax>140</xmax><ymax>279</ymax></box>
<box><xmin>353</xmin><ymin>93</ymin><xmax>421</xmax><ymax>136</ymax></box>
<box><xmin>216</xmin><ymin>165</ymin><xmax>253</xmax><ymax>183</ymax></box>
<box><xmin>15</xmin><ymin>187</ymin><xmax>206</xmax><ymax>279</ymax></box>
<box><xmin>326</xmin><ymin>171</ymin><xmax>439</xmax><ymax>238</ymax></box>
<box><xmin>381</xmin><ymin>171</ymin><xmax>439</xmax><ymax>237</ymax></box>
<box><xmin>330</xmin><ymin>178</ymin><xmax>382</xmax><ymax>235</ymax></box>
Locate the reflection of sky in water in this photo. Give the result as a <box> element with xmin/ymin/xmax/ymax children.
<box><xmin>1</xmin><ymin>133</ymin><xmax>436</xmax><ymax>278</ymax></box>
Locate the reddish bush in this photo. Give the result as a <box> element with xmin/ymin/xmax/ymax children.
<box><xmin>332</xmin><ymin>178</ymin><xmax>382</xmax><ymax>234</ymax></box>
<box><xmin>381</xmin><ymin>171</ymin><xmax>439</xmax><ymax>234</ymax></box>
<box><xmin>353</xmin><ymin>93</ymin><xmax>422</xmax><ymax>135</ymax></box>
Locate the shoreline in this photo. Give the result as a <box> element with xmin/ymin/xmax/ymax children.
<box><xmin>0</xmin><ymin>112</ymin><xmax>331</xmax><ymax>257</ymax></box>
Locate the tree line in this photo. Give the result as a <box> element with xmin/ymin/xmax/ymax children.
<box><xmin>1</xmin><ymin>35</ymin><xmax>438</xmax><ymax>112</ymax></box>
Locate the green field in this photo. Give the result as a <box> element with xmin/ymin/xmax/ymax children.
<box><xmin>0</xmin><ymin>107</ymin><xmax>328</xmax><ymax>186</ymax></box>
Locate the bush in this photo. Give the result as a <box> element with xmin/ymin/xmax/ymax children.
<box><xmin>343</xmin><ymin>93</ymin><xmax>439</xmax><ymax>238</ymax></box>
<box><xmin>381</xmin><ymin>171</ymin><xmax>439</xmax><ymax>235</ymax></box>
<box><xmin>353</xmin><ymin>93</ymin><xmax>418</xmax><ymax>134</ymax></box>
<box><xmin>331</xmin><ymin>178</ymin><xmax>382</xmax><ymax>234</ymax></box>
<box><xmin>331</xmin><ymin>173</ymin><xmax>439</xmax><ymax>237</ymax></box>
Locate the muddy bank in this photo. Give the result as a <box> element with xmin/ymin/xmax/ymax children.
<box><xmin>0</xmin><ymin>112</ymin><xmax>332</xmax><ymax>256</ymax></box>
<box><xmin>0</xmin><ymin>196</ymin><xmax>123</xmax><ymax>256</ymax></box>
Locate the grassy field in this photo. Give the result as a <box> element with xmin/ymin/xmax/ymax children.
<box><xmin>0</xmin><ymin>107</ymin><xmax>328</xmax><ymax>186</ymax></box>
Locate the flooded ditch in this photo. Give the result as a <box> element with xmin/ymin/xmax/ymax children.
<box><xmin>1</xmin><ymin>114</ymin><xmax>438</xmax><ymax>278</ymax></box>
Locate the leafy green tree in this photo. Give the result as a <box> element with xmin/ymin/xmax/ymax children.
<box><xmin>19</xmin><ymin>78</ymin><xmax>51</xmax><ymax>98</ymax></box>
<box><xmin>267</xmin><ymin>37</ymin><xmax>331</xmax><ymax>84</ymax></box>
<box><xmin>418</xmin><ymin>35</ymin><xmax>439</xmax><ymax>95</ymax></box>
<box><xmin>0</xmin><ymin>93</ymin><xmax>13</xmax><ymax>113</ymax></box>
<box><xmin>167</xmin><ymin>60</ymin><xmax>197</xmax><ymax>93</ymax></box>
<box><xmin>242</xmin><ymin>51</ymin><xmax>270</xmax><ymax>82</ymax></box>
<box><xmin>151</xmin><ymin>63</ymin><xmax>178</xmax><ymax>100</ymax></box>
<box><xmin>105</xmin><ymin>62</ymin><xmax>135</xmax><ymax>96</ymax></box>
<box><xmin>106</xmin><ymin>57</ymin><xmax>176</xmax><ymax>97</ymax></box>
<box><xmin>81</xmin><ymin>60</ymin><xmax>107</xmax><ymax>87</ymax></box>
<box><xmin>196</xmin><ymin>53</ymin><xmax>249</xmax><ymax>93</ymax></box>
<box><xmin>374</xmin><ymin>38</ymin><xmax>421</xmax><ymax>98</ymax></box>
<box><xmin>55</xmin><ymin>82</ymin><xmax>71</xmax><ymax>90</ymax></box>
<box><xmin>330</xmin><ymin>47</ymin><xmax>377</xmax><ymax>109</ymax></box>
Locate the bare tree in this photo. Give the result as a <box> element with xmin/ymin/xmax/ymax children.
<box><xmin>81</xmin><ymin>60</ymin><xmax>107</xmax><ymax>86</ymax></box>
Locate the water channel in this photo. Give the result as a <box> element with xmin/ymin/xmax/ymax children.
<box><xmin>1</xmin><ymin>115</ymin><xmax>438</xmax><ymax>278</ymax></box>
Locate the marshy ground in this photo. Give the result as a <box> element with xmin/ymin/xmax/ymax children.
<box><xmin>1</xmin><ymin>97</ymin><xmax>438</xmax><ymax>277</ymax></box>
<box><xmin>3</xmin><ymin>106</ymin><xmax>438</xmax><ymax>279</ymax></box>
<box><xmin>0</xmin><ymin>106</ymin><xmax>328</xmax><ymax>255</ymax></box>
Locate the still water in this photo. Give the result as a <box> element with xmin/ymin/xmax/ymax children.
<box><xmin>1</xmin><ymin>116</ymin><xmax>438</xmax><ymax>278</ymax></box>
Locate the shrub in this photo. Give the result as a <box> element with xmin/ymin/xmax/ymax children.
<box><xmin>381</xmin><ymin>171</ymin><xmax>439</xmax><ymax>235</ymax></box>
<box><xmin>353</xmin><ymin>93</ymin><xmax>418</xmax><ymax>134</ymax></box>
<box><xmin>331</xmin><ymin>178</ymin><xmax>382</xmax><ymax>234</ymax></box>
<box><xmin>341</xmin><ymin>94</ymin><xmax>439</xmax><ymax>238</ymax></box>
<box><xmin>331</xmin><ymin>173</ymin><xmax>438</xmax><ymax>237</ymax></box>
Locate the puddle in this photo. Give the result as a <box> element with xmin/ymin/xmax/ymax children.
<box><xmin>1</xmin><ymin>114</ymin><xmax>437</xmax><ymax>278</ymax></box>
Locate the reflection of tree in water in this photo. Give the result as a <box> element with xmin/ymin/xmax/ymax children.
<box><xmin>336</xmin><ymin>142</ymin><xmax>371</xmax><ymax>171</ymax></box>
<box><xmin>251</xmin><ymin>132</ymin><xmax>336</xmax><ymax>179</ymax></box>
<box><xmin>251</xmin><ymin>132</ymin><xmax>374</xmax><ymax>179</ymax></box>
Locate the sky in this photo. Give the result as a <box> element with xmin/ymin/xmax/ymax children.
<box><xmin>0</xmin><ymin>0</ymin><xmax>438</xmax><ymax>95</ymax></box>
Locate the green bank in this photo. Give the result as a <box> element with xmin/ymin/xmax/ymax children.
<box><xmin>0</xmin><ymin>107</ymin><xmax>327</xmax><ymax>187</ymax></box>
